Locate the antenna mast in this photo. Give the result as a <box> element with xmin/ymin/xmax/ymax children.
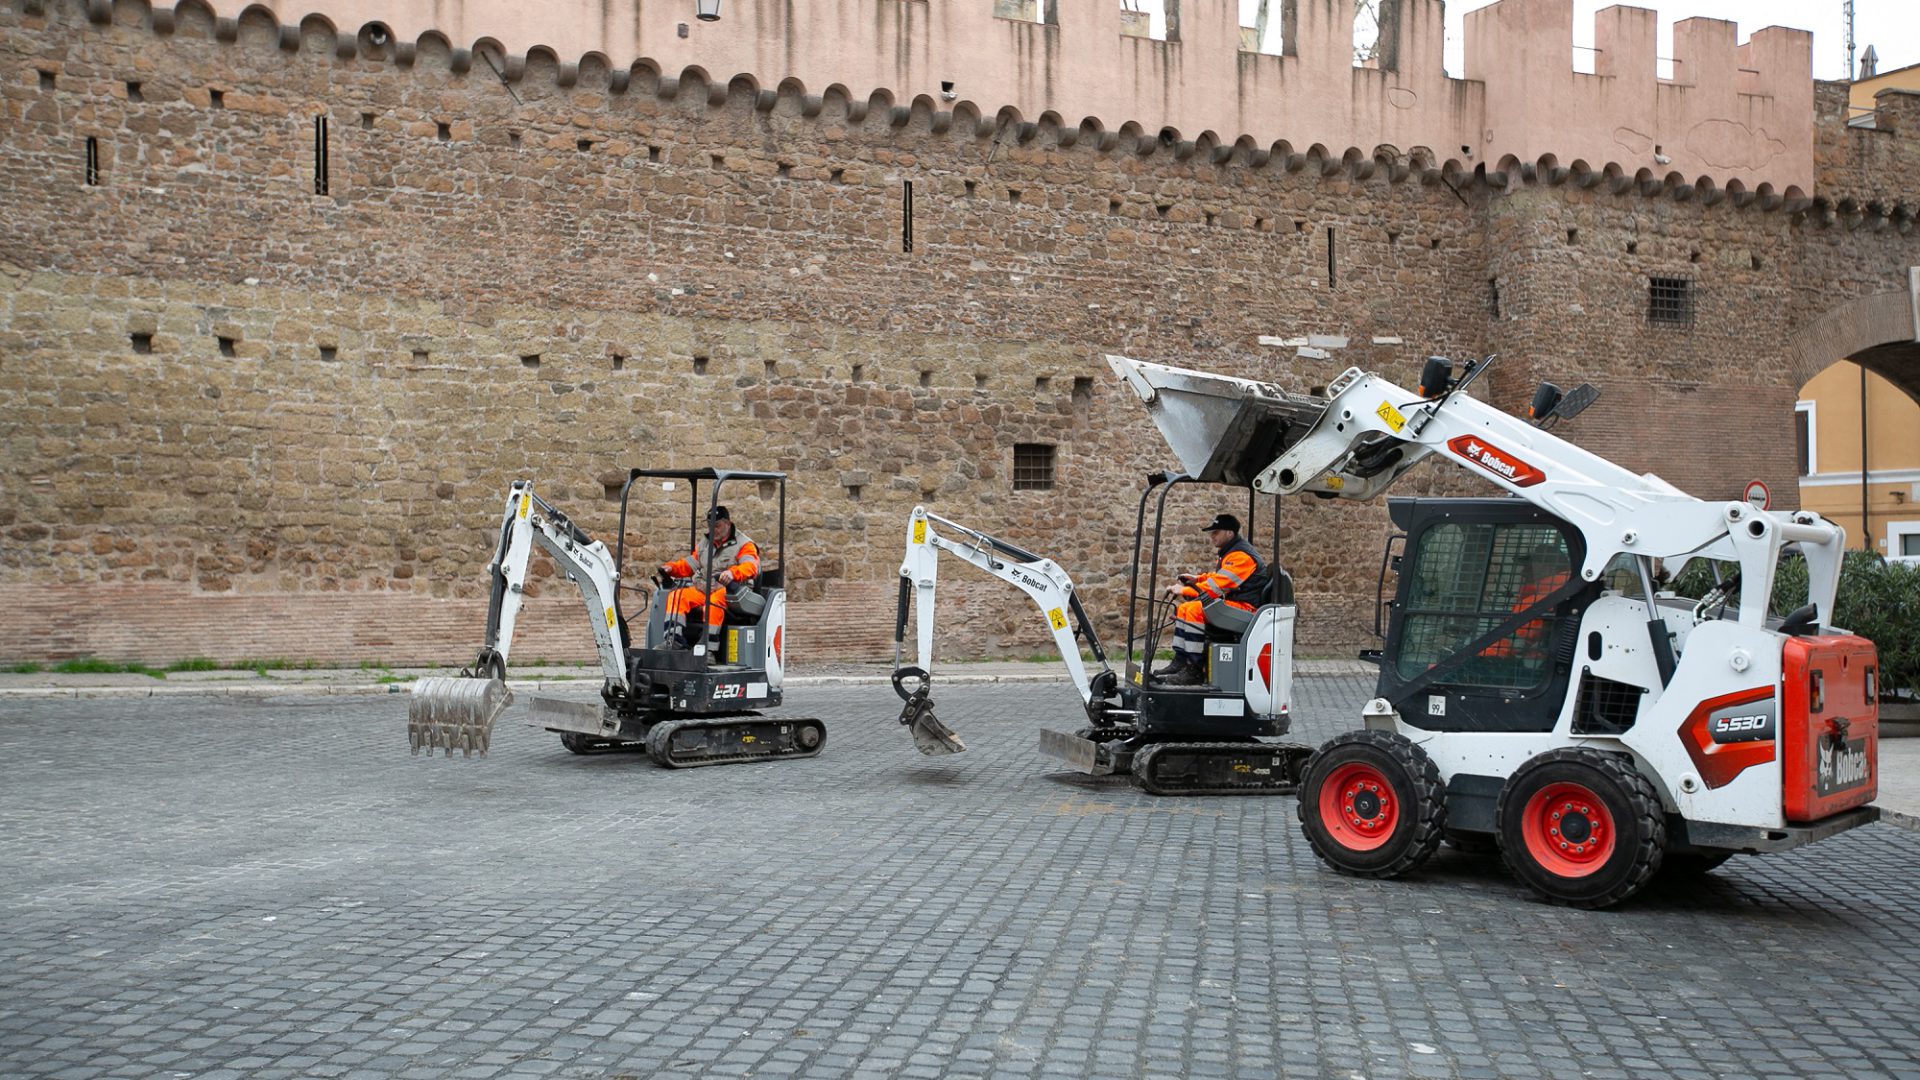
<box><xmin>1844</xmin><ymin>0</ymin><xmax>1856</xmax><ymax>81</ymax></box>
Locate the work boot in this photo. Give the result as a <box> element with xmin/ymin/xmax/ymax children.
<box><xmin>1150</xmin><ymin>656</ymin><xmax>1189</xmax><ymax>679</ymax></box>
<box><xmin>1156</xmin><ymin>662</ymin><xmax>1209</xmax><ymax>687</ymax></box>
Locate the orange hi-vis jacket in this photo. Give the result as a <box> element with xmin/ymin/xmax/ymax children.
<box><xmin>664</xmin><ymin>531</ymin><xmax>759</xmax><ymax>592</ymax></box>
<box><xmin>1481</xmin><ymin>570</ymin><xmax>1570</xmax><ymax>659</ymax></box>
<box><xmin>1176</xmin><ymin>537</ymin><xmax>1270</xmax><ymax>609</ymax></box>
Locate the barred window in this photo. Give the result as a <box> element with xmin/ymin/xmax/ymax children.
<box><xmin>1013</xmin><ymin>443</ymin><xmax>1056</xmax><ymax>491</ymax></box>
<box><xmin>1647</xmin><ymin>276</ymin><xmax>1694</xmax><ymax>327</ymax></box>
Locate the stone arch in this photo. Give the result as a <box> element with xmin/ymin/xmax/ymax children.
<box><xmin>1788</xmin><ymin>270</ymin><xmax>1920</xmax><ymax>404</ymax></box>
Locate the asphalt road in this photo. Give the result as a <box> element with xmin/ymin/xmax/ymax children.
<box><xmin>2</xmin><ymin>678</ymin><xmax>1917</xmax><ymax>1080</ymax></box>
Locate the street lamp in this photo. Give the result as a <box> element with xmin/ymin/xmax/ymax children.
<box><xmin>696</xmin><ymin>0</ymin><xmax>721</xmax><ymax>20</ymax></box>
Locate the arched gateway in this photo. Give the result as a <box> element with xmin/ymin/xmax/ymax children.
<box><xmin>1789</xmin><ymin>269</ymin><xmax>1920</xmax><ymax>404</ymax></box>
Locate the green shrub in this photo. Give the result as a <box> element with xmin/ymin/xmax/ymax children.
<box><xmin>1672</xmin><ymin>551</ymin><xmax>1919</xmax><ymax>699</ymax></box>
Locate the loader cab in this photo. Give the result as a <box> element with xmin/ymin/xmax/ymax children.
<box><xmin>1120</xmin><ymin>471</ymin><xmax>1296</xmax><ymax>738</ymax></box>
<box><xmin>1372</xmin><ymin>497</ymin><xmax>1602</xmax><ymax>732</ymax></box>
<box><xmin>609</xmin><ymin>467</ymin><xmax>790</xmax><ymax>709</ymax></box>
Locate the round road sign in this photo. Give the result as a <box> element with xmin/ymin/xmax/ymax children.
<box><xmin>1744</xmin><ymin>480</ymin><xmax>1770</xmax><ymax>510</ymax></box>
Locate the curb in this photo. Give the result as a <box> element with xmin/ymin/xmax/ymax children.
<box><xmin>0</xmin><ymin>671</ymin><xmax>1087</xmax><ymax>700</ymax></box>
<box><xmin>1878</xmin><ymin>806</ymin><xmax>1920</xmax><ymax>834</ymax></box>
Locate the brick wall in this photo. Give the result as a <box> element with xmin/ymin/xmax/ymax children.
<box><xmin>0</xmin><ymin>1</ymin><xmax>1915</xmax><ymax>665</ymax></box>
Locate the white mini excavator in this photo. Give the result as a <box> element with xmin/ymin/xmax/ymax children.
<box><xmin>891</xmin><ymin>491</ymin><xmax>1306</xmax><ymax>796</ymax></box>
<box><xmin>1105</xmin><ymin>352</ymin><xmax>1879</xmax><ymax>908</ymax></box>
<box><xmin>407</xmin><ymin>467</ymin><xmax>825</xmax><ymax>769</ymax></box>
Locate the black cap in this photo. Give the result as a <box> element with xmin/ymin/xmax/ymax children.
<box><xmin>706</xmin><ymin>505</ymin><xmax>731</xmax><ymax>522</ymax></box>
<box><xmin>1203</xmin><ymin>513</ymin><xmax>1240</xmax><ymax>534</ymax></box>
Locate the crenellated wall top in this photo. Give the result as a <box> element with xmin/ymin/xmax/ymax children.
<box><xmin>108</xmin><ymin>0</ymin><xmax>1815</xmax><ymax>194</ymax></box>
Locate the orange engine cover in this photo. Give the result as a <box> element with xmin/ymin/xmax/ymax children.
<box><xmin>1781</xmin><ymin>635</ymin><xmax>1878</xmax><ymax>822</ymax></box>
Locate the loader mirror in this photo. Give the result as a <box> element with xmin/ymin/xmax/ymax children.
<box><xmin>1418</xmin><ymin>356</ymin><xmax>1454</xmax><ymax>398</ymax></box>
<box><xmin>1546</xmin><ymin>383</ymin><xmax>1600</xmax><ymax>422</ymax></box>
<box><xmin>1528</xmin><ymin>381</ymin><xmax>1563</xmax><ymax>421</ymax></box>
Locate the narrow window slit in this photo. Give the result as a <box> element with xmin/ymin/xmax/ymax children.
<box><xmin>312</xmin><ymin>115</ymin><xmax>329</xmax><ymax>196</ymax></box>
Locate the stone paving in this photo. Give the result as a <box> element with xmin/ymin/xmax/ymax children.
<box><xmin>2</xmin><ymin>676</ymin><xmax>1919</xmax><ymax>1080</ymax></box>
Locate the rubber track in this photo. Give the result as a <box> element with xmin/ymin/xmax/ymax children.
<box><xmin>1132</xmin><ymin>742</ymin><xmax>1316</xmax><ymax>796</ymax></box>
<box><xmin>1297</xmin><ymin>729</ymin><xmax>1447</xmax><ymax>878</ymax></box>
<box><xmin>1495</xmin><ymin>747</ymin><xmax>1665</xmax><ymax>909</ymax></box>
<box><xmin>646</xmin><ymin>718</ymin><xmax>827</xmax><ymax>769</ymax></box>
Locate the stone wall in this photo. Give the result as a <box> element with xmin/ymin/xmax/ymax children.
<box><xmin>0</xmin><ymin>0</ymin><xmax>1915</xmax><ymax>667</ymax></box>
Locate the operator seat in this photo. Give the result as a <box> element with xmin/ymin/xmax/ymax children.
<box><xmin>1199</xmin><ymin>570</ymin><xmax>1293</xmax><ymax>641</ymax></box>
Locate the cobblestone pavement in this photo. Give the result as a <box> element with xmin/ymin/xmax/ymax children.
<box><xmin>3</xmin><ymin>676</ymin><xmax>1919</xmax><ymax>1080</ymax></box>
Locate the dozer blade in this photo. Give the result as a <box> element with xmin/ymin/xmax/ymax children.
<box><xmin>898</xmin><ymin>692</ymin><xmax>964</xmax><ymax>756</ymax></box>
<box><xmin>408</xmin><ymin>676</ymin><xmax>513</xmax><ymax>757</ymax></box>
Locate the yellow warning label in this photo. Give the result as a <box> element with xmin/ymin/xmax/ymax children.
<box><xmin>1324</xmin><ymin>476</ymin><xmax>1346</xmax><ymax>491</ymax></box>
<box><xmin>605</xmin><ymin>606</ymin><xmax>616</xmax><ymax>629</ymax></box>
<box><xmin>1376</xmin><ymin>400</ymin><xmax>1407</xmax><ymax>432</ymax></box>
<box><xmin>518</xmin><ymin>494</ymin><xmax>530</xmax><ymax>519</ymax></box>
<box><xmin>1048</xmin><ymin>608</ymin><xmax>1067</xmax><ymax>631</ymax></box>
<box><xmin>727</xmin><ymin>629</ymin><xmax>739</xmax><ymax>663</ymax></box>
<box><xmin>912</xmin><ymin>520</ymin><xmax>927</xmax><ymax>544</ymax></box>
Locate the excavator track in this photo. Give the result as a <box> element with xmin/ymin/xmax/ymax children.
<box><xmin>1131</xmin><ymin>741</ymin><xmax>1314</xmax><ymax>796</ymax></box>
<box><xmin>645</xmin><ymin>716</ymin><xmax>827</xmax><ymax>769</ymax></box>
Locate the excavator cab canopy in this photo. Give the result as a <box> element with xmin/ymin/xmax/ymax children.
<box><xmin>614</xmin><ymin>466</ymin><xmax>788</xmax><ymax>595</ymax></box>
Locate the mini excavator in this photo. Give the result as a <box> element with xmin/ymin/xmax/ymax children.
<box><xmin>891</xmin><ymin>491</ymin><xmax>1304</xmax><ymax>796</ymax></box>
<box><xmin>408</xmin><ymin>468</ymin><xmax>825</xmax><ymax>769</ymax></box>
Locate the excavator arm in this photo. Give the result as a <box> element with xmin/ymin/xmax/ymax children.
<box><xmin>891</xmin><ymin>506</ymin><xmax>1116</xmax><ymax>754</ymax></box>
<box><xmin>478</xmin><ymin>482</ymin><xmax>630</xmax><ymax>692</ymax></box>
<box><xmin>408</xmin><ymin>482</ymin><xmax>631</xmax><ymax>757</ymax></box>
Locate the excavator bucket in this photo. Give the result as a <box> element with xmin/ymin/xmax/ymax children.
<box><xmin>1105</xmin><ymin>354</ymin><xmax>1327</xmax><ymax>486</ymax></box>
<box><xmin>408</xmin><ymin>676</ymin><xmax>513</xmax><ymax>757</ymax></box>
<box><xmin>898</xmin><ymin>691</ymin><xmax>965</xmax><ymax>756</ymax></box>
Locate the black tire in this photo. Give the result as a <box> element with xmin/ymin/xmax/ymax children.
<box><xmin>1297</xmin><ymin>729</ymin><xmax>1446</xmax><ymax>879</ymax></box>
<box><xmin>1444</xmin><ymin>829</ymin><xmax>1500</xmax><ymax>856</ymax></box>
<box><xmin>1660</xmin><ymin>851</ymin><xmax>1733</xmax><ymax>876</ymax></box>
<box><xmin>559</xmin><ymin>731</ymin><xmax>596</xmax><ymax>755</ymax></box>
<box><xmin>1496</xmin><ymin>748</ymin><xmax>1666</xmax><ymax>909</ymax></box>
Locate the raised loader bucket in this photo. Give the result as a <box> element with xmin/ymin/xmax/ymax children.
<box><xmin>1104</xmin><ymin>354</ymin><xmax>1327</xmax><ymax>486</ymax></box>
<box><xmin>409</xmin><ymin>676</ymin><xmax>513</xmax><ymax>757</ymax></box>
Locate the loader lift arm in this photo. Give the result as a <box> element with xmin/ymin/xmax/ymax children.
<box><xmin>891</xmin><ymin>506</ymin><xmax>1121</xmax><ymax>754</ymax></box>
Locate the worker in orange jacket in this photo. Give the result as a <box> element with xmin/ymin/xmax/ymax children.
<box><xmin>656</xmin><ymin>505</ymin><xmax>759</xmax><ymax>652</ymax></box>
<box><xmin>1153</xmin><ymin>513</ymin><xmax>1273</xmax><ymax>687</ymax></box>
<box><xmin>1481</xmin><ymin>544</ymin><xmax>1570</xmax><ymax>662</ymax></box>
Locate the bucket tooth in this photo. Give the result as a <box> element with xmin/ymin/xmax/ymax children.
<box><xmin>408</xmin><ymin>676</ymin><xmax>513</xmax><ymax>758</ymax></box>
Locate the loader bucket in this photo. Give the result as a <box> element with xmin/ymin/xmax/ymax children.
<box><xmin>409</xmin><ymin>676</ymin><xmax>513</xmax><ymax>757</ymax></box>
<box><xmin>1105</xmin><ymin>354</ymin><xmax>1328</xmax><ymax>486</ymax></box>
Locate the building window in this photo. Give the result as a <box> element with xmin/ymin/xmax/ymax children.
<box><xmin>1890</xmin><ymin>522</ymin><xmax>1920</xmax><ymax>567</ymax></box>
<box><xmin>1794</xmin><ymin>400</ymin><xmax>1816</xmax><ymax>476</ymax></box>
<box><xmin>1013</xmin><ymin>443</ymin><xmax>1056</xmax><ymax>491</ymax></box>
<box><xmin>1647</xmin><ymin>276</ymin><xmax>1694</xmax><ymax>327</ymax></box>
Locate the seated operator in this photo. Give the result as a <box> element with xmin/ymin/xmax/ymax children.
<box><xmin>1480</xmin><ymin>543</ymin><xmax>1571</xmax><ymax>664</ymax></box>
<box><xmin>656</xmin><ymin>506</ymin><xmax>759</xmax><ymax>652</ymax></box>
<box><xmin>1153</xmin><ymin>513</ymin><xmax>1274</xmax><ymax>687</ymax></box>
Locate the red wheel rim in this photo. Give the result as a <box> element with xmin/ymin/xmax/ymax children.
<box><xmin>1521</xmin><ymin>781</ymin><xmax>1616</xmax><ymax>877</ymax></box>
<box><xmin>1318</xmin><ymin>762</ymin><xmax>1400</xmax><ymax>851</ymax></box>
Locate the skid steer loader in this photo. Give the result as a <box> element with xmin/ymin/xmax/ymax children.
<box><xmin>408</xmin><ymin>467</ymin><xmax>825</xmax><ymax>769</ymax></box>
<box><xmin>1108</xmin><ymin>352</ymin><xmax>1880</xmax><ymax>908</ymax></box>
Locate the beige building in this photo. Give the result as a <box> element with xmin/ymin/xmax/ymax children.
<box><xmin>1797</xmin><ymin>362</ymin><xmax>1920</xmax><ymax>563</ymax></box>
<box><xmin>1851</xmin><ymin>53</ymin><xmax>1920</xmax><ymax>124</ymax></box>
